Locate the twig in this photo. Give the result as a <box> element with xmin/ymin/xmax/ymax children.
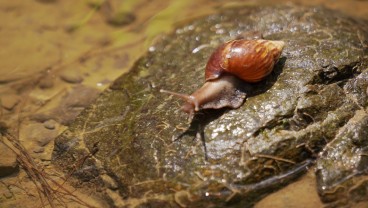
<box><xmin>253</xmin><ymin>154</ymin><xmax>296</xmax><ymax>164</ymax></box>
<box><xmin>1</xmin><ymin>131</ymin><xmax>96</xmax><ymax>208</ymax></box>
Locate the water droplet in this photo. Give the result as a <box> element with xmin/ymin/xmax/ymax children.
<box><xmin>149</xmin><ymin>46</ymin><xmax>156</xmax><ymax>52</ymax></box>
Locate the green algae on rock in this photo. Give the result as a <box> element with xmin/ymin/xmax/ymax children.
<box><xmin>52</xmin><ymin>4</ymin><xmax>368</xmax><ymax>207</ymax></box>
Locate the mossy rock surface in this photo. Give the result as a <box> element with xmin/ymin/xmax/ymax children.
<box><xmin>52</xmin><ymin>4</ymin><xmax>368</xmax><ymax>207</ymax></box>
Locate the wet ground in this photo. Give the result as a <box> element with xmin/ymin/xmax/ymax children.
<box><xmin>0</xmin><ymin>0</ymin><xmax>367</xmax><ymax>207</ymax></box>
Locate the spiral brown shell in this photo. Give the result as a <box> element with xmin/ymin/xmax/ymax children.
<box><xmin>205</xmin><ymin>39</ymin><xmax>285</xmax><ymax>83</ymax></box>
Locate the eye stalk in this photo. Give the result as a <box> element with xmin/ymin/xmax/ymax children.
<box><xmin>160</xmin><ymin>89</ymin><xmax>199</xmax><ymax>117</ymax></box>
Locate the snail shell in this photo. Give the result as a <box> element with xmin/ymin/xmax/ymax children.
<box><xmin>205</xmin><ymin>39</ymin><xmax>285</xmax><ymax>82</ymax></box>
<box><xmin>160</xmin><ymin>39</ymin><xmax>285</xmax><ymax>118</ymax></box>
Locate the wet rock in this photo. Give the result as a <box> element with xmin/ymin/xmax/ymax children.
<box><xmin>344</xmin><ymin>70</ymin><xmax>368</xmax><ymax>108</ymax></box>
<box><xmin>3</xmin><ymin>190</ymin><xmax>13</xmax><ymax>199</ymax></box>
<box><xmin>100</xmin><ymin>174</ymin><xmax>118</xmax><ymax>190</ymax></box>
<box><xmin>0</xmin><ymin>122</ymin><xmax>9</xmax><ymax>135</ymax></box>
<box><xmin>22</xmin><ymin>122</ymin><xmax>58</xmax><ymax>147</ymax></box>
<box><xmin>38</xmin><ymin>152</ymin><xmax>52</xmax><ymax>161</ymax></box>
<box><xmin>52</xmin><ymin>85</ymin><xmax>100</xmax><ymax>125</ymax></box>
<box><xmin>33</xmin><ymin>146</ymin><xmax>45</xmax><ymax>153</ymax></box>
<box><xmin>60</xmin><ymin>85</ymin><xmax>99</xmax><ymax>108</ymax></box>
<box><xmin>0</xmin><ymin>182</ymin><xmax>13</xmax><ymax>200</ymax></box>
<box><xmin>1</xmin><ymin>94</ymin><xmax>20</xmax><ymax>111</ymax></box>
<box><xmin>36</xmin><ymin>133</ymin><xmax>55</xmax><ymax>147</ymax></box>
<box><xmin>43</xmin><ymin>119</ymin><xmax>57</xmax><ymax>130</ymax></box>
<box><xmin>29</xmin><ymin>113</ymin><xmax>51</xmax><ymax>123</ymax></box>
<box><xmin>99</xmin><ymin>0</ymin><xmax>136</xmax><ymax>27</ymax></box>
<box><xmin>105</xmin><ymin>189</ymin><xmax>125</xmax><ymax>207</ymax></box>
<box><xmin>314</xmin><ymin>70</ymin><xmax>368</xmax><ymax>207</ymax></box>
<box><xmin>53</xmin><ymin>4</ymin><xmax>368</xmax><ymax>207</ymax></box>
<box><xmin>316</xmin><ymin>111</ymin><xmax>368</xmax><ymax>207</ymax></box>
<box><xmin>36</xmin><ymin>0</ymin><xmax>57</xmax><ymax>3</ymax></box>
<box><xmin>105</xmin><ymin>12</ymin><xmax>135</xmax><ymax>27</ymax></box>
<box><xmin>0</xmin><ymin>143</ymin><xmax>18</xmax><ymax>177</ymax></box>
<box><xmin>60</xmin><ymin>70</ymin><xmax>83</xmax><ymax>84</ymax></box>
<box><xmin>38</xmin><ymin>76</ymin><xmax>54</xmax><ymax>89</ymax></box>
<box><xmin>31</xmin><ymin>85</ymin><xmax>100</xmax><ymax>125</ymax></box>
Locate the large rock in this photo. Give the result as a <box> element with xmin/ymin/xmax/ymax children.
<box><xmin>0</xmin><ymin>142</ymin><xmax>18</xmax><ymax>177</ymax></box>
<box><xmin>52</xmin><ymin>4</ymin><xmax>368</xmax><ymax>207</ymax></box>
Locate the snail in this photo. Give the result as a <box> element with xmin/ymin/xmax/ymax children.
<box><xmin>160</xmin><ymin>39</ymin><xmax>285</xmax><ymax>117</ymax></box>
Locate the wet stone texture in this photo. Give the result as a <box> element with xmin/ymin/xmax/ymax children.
<box><xmin>52</xmin><ymin>4</ymin><xmax>368</xmax><ymax>208</ymax></box>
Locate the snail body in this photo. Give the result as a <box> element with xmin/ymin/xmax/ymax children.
<box><xmin>161</xmin><ymin>39</ymin><xmax>285</xmax><ymax>117</ymax></box>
